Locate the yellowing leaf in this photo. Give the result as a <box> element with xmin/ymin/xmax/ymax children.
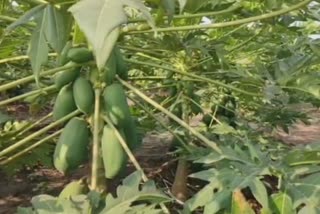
<box><xmin>231</xmin><ymin>189</ymin><xmax>255</xmax><ymax>214</ymax></box>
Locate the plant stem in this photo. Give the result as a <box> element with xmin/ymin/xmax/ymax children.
<box><xmin>125</xmin><ymin>58</ymin><xmax>260</xmax><ymax>96</ymax></box>
<box><xmin>0</xmin><ymin>15</ymin><xmax>16</xmax><ymax>23</ymax></box>
<box><xmin>119</xmin><ymin>45</ymin><xmax>165</xmax><ymax>58</ymax></box>
<box><xmin>0</xmin><ymin>53</ymin><xmax>57</xmax><ymax>64</ymax></box>
<box><xmin>0</xmin><ymin>85</ymin><xmax>56</xmax><ymax>107</ymax></box>
<box><xmin>117</xmin><ymin>77</ymin><xmax>222</xmax><ymax>154</ymax></box>
<box><xmin>0</xmin><ymin>63</ymin><xmax>80</xmax><ymax>92</ymax></box>
<box><xmin>172</xmin><ymin>159</ymin><xmax>188</xmax><ymax>202</ymax></box>
<box><xmin>102</xmin><ymin>115</ymin><xmax>170</xmax><ymax>214</ymax></box>
<box><xmin>129</xmin><ymin>76</ymin><xmax>167</xmax><ymax>81</ymax></box>
<box><xmin>91</xmin><ymin>88</ymin><xmax>101</xmax><ymax>191</ymax></box>
<box><xmin>0</xmin><ymin>110</ymin><xmax>80</xmax><ymax>158</ymax></box>
<box><xmin>125</xmin><ymin>0</ymin><xmax>312</xmax><ymax>34</ymax></box>
<box><xmin>18</xmin><ymin>112</ymin><xmax>53</xmax><ymax>137</ymax></box>
<box><xmin>0</xmin><ymin>130</ymin><xmax>62</xmax><ymax>165</ymax></box>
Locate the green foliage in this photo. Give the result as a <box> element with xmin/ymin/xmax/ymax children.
<box><xmin>17</xmin><ymin>171</ymin><xmax>170</xmax><ymax>214</ymax></box>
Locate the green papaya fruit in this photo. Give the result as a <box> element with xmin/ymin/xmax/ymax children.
<box><xmin>53</xmin><ymin>85</ymin><xmax>77</xmax><ymax>121</ymax></box>
<box><xmin>53</xmin><ymin>117</ymin><xmax>90</xmax><ymax>174</ymax></box>
<box><xmin>103</xmin><ymin>83</ymin><xmax>131</xmax><ymax>127</ymax></box>
<box><xmin>67</xmin><ymin>47</ymin><xmax>93</xmax><ymax>63</ymax></box>
<box><xmin>101</xmin><ymin>125</ymin><xmax>127</xmax><ymax>179</ymax></box>
<box><xmin>73</xmin><ymin>76</ymin><xmax>94</xmax><ymax>114</ymax></box>
<box><xmin>103</xmin><ymin>51</ymin><xmax>117</xmax><ymax>85</ymax></box>
<box><xmin>114</xmin><ymin>46</ymin><xmax>128</xmax><ymax>80</ymax></box>
<box><xmin>54</xmin><ymin>61</ymin><xmax>81</xmax><ymax>89</ymax></box>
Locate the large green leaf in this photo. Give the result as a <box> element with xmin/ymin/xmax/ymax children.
<box><xmin>69</xmin><ymin>0</ymin><xmax>155</xmax><ymax>70</ymax></box>
<box><xmin>43</xmin><ymin>5</ymin><xmax>71</xmax><ymax>53</ymax></box>
<box><xmin>287</xmin><ymin>172</ymin><xmax>320</xmax><ymax>210</ymax></box>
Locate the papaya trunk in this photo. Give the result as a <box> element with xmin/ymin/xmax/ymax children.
<box><xmin>171</xmin><ymin>159</ymin><xmax>189</xmax><ymax>202</ymax></box>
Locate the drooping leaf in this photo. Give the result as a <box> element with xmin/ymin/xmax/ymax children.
<box><xmin>270</xmin><ymin>192</ymin><xmax>294</xmax><ymax>214</ymax></box>
<box><xmin>5</xmin><ymin>4</ymin><xmax>46</xmax><ymax>34</ymax></box>
<box><xmin>27</xmin><ymin>10</ymin><xmax>49</xmax><ymax>86</ymax></box>
<box><xmin>43</xmin><ymin>5</ymin><xmax>72</xmax><ymax>53</ymax></box>
<box><xmin>69</xmin><ymin>0</ymin><xmax>155</xmax><ymax>70</ymax></box>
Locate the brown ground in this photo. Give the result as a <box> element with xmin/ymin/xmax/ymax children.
<box><xmin>1</xmin><ymin>104</ymin><xmax>320</xmax><ymax>213</ymax></box>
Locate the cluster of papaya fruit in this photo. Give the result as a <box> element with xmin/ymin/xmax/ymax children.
<box><xmin>52</xmin><ymin>44</ymin><xmax>139</xmax><ymax>179</ymax></box>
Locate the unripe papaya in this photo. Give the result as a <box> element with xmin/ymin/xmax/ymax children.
<box><xmin>57</xmin><ymin>41</ymin><xmax>72</xmax><ymax>66</ymax></box>
<box><xmin>54</xmin><ymin>61</ymin><xmax>80</xmax><ymax>89</ymax></box>
<box><xmin>58</xmin><ymin>179</ymin><xmax>88</xmax><ymax>200</ymax></box>
<box><xmin>114</xmin><ymin>46</ymin><xmax>128</xmax><ymax>80</ymax></box>
<box><xmin>53</xmin><ymin>85</ymin><xmax>77</xmax><ymax>121</ymax></box>
<box><xmin>67</xmin><ymin>47</ymin><xmax>93</xmax><ymax>63</ymax></box>
<box><xmin>101</xmin><ymin>125</ymin><xmax>127</xmax><ymax>179</ymax></box>
<box><xmin>103</xmin><ymin>83</ymin><xmax>131</xmax><ymax>127</ymax></box>
<box><xmin>54</xmin><ymin>117</ymin><xmax>90</xmax><ymax>174</ymax></box>
<box><xmin>103</xmin><ymin>51</ymin><xmax>117</xmax><ymax>85</ymax></box>
<box><xmin>73</xmin><ymin>76</ymin><xmax>94</xmax><ymax>114</ymax></box>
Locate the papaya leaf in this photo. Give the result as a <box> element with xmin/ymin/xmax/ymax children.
<box><xmin>248</xmin><ymin>178</ymin><xmax>270</xmax><ymax>211</ymax></box>
<box><xmin>270</xmin><ymin>192</ymin><xmax>294</xmax><ymax>214</ymax></box>
<box><xmin>5</xmin><ymin>4</ymin><xmax>46</xmax><ymax>34</ymax></box>
<box><xmin>287</xmin><ymin>172</ymin><xmax>320</xmax><ymax>210</ymax></box>
<box><xmin>101</xmin><ymin>171</ymin><xmax>170</xmax><ymax>214</ymax></box>
<box><xmin>44</xmin><ymin>5</ymin><xmax>71</xmax><ymax>53</ymax></box>
<box><xmin>27</xmin><ymin>9</ymin><xmax>49</xmax><ymax>87</ymax></box>
<box><xmin>69</xmin><ymin>0</ymin><xmax>155</xmax><ymax>70</ymax></box>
